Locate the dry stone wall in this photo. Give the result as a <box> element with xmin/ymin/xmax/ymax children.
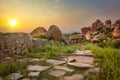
<box><xmin>0</xmin><ymin>32</ymin><xmax>51</xmax><ymax>59</ymax></box>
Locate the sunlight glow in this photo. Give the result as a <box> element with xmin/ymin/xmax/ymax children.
<box><xmin>9</xmin><ymin>19</ymin><xmax>17</xmax><ymax>27</ymax></box>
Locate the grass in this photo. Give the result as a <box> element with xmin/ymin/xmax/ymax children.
<box><xmin>0</xmin><ymin>60</ymin><xmax>28</xmax><ymax>77</ymax></box>
<box><xmin>85</xmin><ymin>44</ymin><xmax>120</xmax><ymax>80</ymax></box>
<box><xmin>22</xmin><ymin>44</ymin><xmax>81</xmax><ymax>60</ymax></box>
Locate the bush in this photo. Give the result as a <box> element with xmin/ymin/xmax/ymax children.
<box><xmin>111</xmin><ymin>39</ymin><xmax>120</xmax><ymax>48</ymax></box>
<box><xmin>85</xmin><ymin>44</ymin><xmax>120</xmax><ymax>80</ymax></box>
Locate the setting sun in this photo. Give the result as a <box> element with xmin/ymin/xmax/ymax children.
<box><xmin>9</xmin><ymin>19</ymin><xmax>17</xmax><ymax>27</ymax></box>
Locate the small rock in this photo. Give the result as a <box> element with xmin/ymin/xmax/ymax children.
<box><xmin>63</xmin><ymin>74</ymin><xmax>84</xmax><ymax>80</ymax></box>
<box><xmin>68</xmin><ymin>63</ymin><xmax>94</xmax><ymax>68</ymax></box>
<box><xmin>47</xmin><ymin>59</ymin><xmax>66</xmax><ymax>65</ymax></box>
<box><xmin>54</xmin><ymin>66</ymin><xmax>73</xmax><ymax>72</ymax></box>
<box><xmin>28</xmin><ymin>72</ymin><xmax>40</xmax><ymax>77</ymax></box>
<box><xmin>27</xmin><ymin>65</ymin><xmax>50</xmax><ymax>71</ymax></box>
<box><xmin>49</xmin><ymin>70</ymin><xmax>66</xmax><ymax>77</ymax></box>
<box><xmin>8</xmin><ymin>73</ymin><xmax>23</xmax><ymax>80</ymax></box>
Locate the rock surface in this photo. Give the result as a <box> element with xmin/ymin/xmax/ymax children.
<box><xmin>28</xmin><ymin>72</ymin><xmax>40</xmax><ymax>77</ymax></box>
<box><xmin>47</xmin><ymin>59</ymin><xmax>66</xmax><ymax>65</ymax></box>
<box><xmin>30</xmin><ymin>27</ymin><xmax>47</xmax><ymax>36</ymax></box>
<box><xmin>8</xmin><ymin>73</ymin><xmax>23</xmax><ymax>80</ymax></box>
<box><xmin>63</xmin><ymin>74</ymin><xmax>84</xmax><ymax>80</ymax></box>
<box><xmin>0</xmin><ymin>33</ymin><xmax>51</xmax><ymax>59</ymax></box>
<box><xmin>27</xmin><ymin>65</ymin><xmax>50</xmax><ymax>71</ymax></box>
<box><xmin>54</xmin><ymin>66</ymin><xmax>74</xmax><ymax>72</ymax></box>
<box><xmin>49</xmin><ymin>70</ymin><xmax>66</xmax><ymax>77</ymax></box>
<box><xmin>47</xmin><ymin>25</ymin><xmax>62</xmax><ymax>40</ymax></box>
<box><xmin>68</xmin><ymin>63</ymin><xmax>94</xmax><ymax>68</ymax></box>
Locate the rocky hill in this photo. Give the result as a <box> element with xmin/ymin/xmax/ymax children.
<box><xmin>81</xmin><ymin>19</ymin><xmax>120</xmax><ymax>42</ymax></box>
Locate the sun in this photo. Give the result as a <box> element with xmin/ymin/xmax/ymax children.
<box><xmin>9</xmin><ymin>19</ymin><xmax>17</xmax><ymax>27</ymax></box>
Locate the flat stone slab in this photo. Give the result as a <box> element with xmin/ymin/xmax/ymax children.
<box><xmin>8</xmin><ymin>73</ymin><xmax>23</xmax><ymax>80</ymax></box>
<box><xmin>48</xmin><ymin>70</ymin><xmax>66</xmax><ymax>77</ymax></box>
<box><xmin>47</xmin><ymin>59</ymin><xmax>66</xmax><ymax>65</ymax></box>
<box><xmin>63</xmin><ymin>74</ymin><xmax>84</xmax><ymax>80</ymax></box>
<box><xmin>75</xmin><ymin>50</ymin><xmax>94</xmax><ymax>56</ymax></box>
<box><xmin>27</xmin><ymin>65</ymin><xmax>50</xmax><ymax>71</ymax></box>
<box><xmin>54</xmin><ymin>66</ymin><xmax>74</xmax><ymax>72</ymax></box>
<box><xmin>28</xmin><ymin>72</ymin><xmax>40</xmax><ymax>77</ymax></box>
<box><xmin>68</xmin><ymin>63</ymin><xmax>94</xmax><ymax>68</ymax></box>
<box><xmin>29</xmin><ymin>58</ymin><xmax>44</xmax><ymax>62</ymax></box>
<box><xmin>67</xmin><ymin>56</ymin><xmax>94</xmax><ymax>64</ymax></box>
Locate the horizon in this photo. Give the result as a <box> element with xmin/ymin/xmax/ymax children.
<box><xmin>0</xmin><ymin>0</ymin><xmax>120</xmax><ymax>33</ymax></box>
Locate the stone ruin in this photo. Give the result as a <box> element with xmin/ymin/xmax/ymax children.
<box><xmin>0</xmin><ymin>32</ymin><xmax>51</xmax><ymax>59</ymax></box>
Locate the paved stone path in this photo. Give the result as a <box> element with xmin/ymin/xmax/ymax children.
<box><xmin>0</xmin><ymin>50</ymin><xmax>100</xmax><ymax>80</ymax></box>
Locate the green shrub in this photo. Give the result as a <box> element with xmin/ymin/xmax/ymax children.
<box><xmin>0</xmin><ymin>61</ymin><xmax>19</xmax><ymax>76</ymax></box>
<box><xmin>85</xmin><ymin>44</ymin><xmax>120</xmax><ymax>80</ymax></box>
<box><xmin>111</xmin><ymin>39</ymin><xmax>120</xmax><ymax>48</ymax></box>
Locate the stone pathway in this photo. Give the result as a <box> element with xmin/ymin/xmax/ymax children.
<box><xmin>0</xmin><ymin>50</ymin><xmax>100</xmax><ymax>80</ymax></box>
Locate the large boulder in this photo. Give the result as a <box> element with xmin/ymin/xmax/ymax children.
<box><xmin>47</xmin><ymin>25</ymin><xmax>62</xmax><ymax>40</ymax></box>
<box><xmin>105</xmin><ymin>20</ymin><xmax>111</xmax><ymax>29</ymax></box>
<box><xmin>112</xmin><ymin>19</ymin><xmax>120</xmax><ymax>29</ymax></box>
<box><xmin>81</xmin><ymin>27</ymin><xmax>90</xmax><ymax>36</ymax></box>
<box><xmin>91</xmin><ymin>19</ymin><xmax>104</xmax><ymax>32</ymax></box>
<box><xmin>85</xmin><ymin>31</ymin><xmax>92</xmax><ymax>40</ymax></box>
<box><xmin>112</xmin><ymin>20</ymin><xmax>120</xmax><ymax>38</ymax></box>
<box><xmin>30</xmin><ymin>27</ymin><xmax>47</xmax><ymax>36</ymax></box>
<box><xmin>112</xmin><ymin>26</ymin><xmax>120</xmax><ymax>38</ymax></box>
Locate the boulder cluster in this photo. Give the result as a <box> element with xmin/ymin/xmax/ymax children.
<box><xmin>81</xmin><ymin>19</ymin><xmax>120</xmax><ymax>42</ymax></box>
<box><xmin>31</xmin><ymin>25</ymin><xmax>69</xmax><ymax>44</ymax></box>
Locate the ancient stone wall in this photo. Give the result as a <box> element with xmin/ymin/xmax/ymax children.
<box><xmin>0</xmin><ymin>32</ymin><xmax>50</xmax><ymax>59</ymax></box>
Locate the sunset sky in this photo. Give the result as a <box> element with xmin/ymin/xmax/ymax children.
<box><xmin>0</xmin><ymin>0</ymin><xmax>120</xmax><ymax>33</ymax></box>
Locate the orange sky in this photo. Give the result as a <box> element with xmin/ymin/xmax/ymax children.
<box><xmin>0</xmin><ymin>0</ymin><xmax>120</xmax><ymax>33</ymax></box>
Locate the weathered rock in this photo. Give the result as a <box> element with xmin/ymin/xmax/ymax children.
<box><xmin>54</xmin><ymin>66</ymin><xmax>74</xmax><ymax>72</ymax></box>
<box><xmin>27</xmin><ymin>65</ymin><xmax>50</xmax><ymax>71</ymax></box>
<box><xmin>8</xmin><ymin>73</ymin><xmax>23</xmax><ymax>80</ymax></box>
<box><xmin>33</xmin><ymin>38</ymin><xmax>50</xmax><ymax>50</ymax></box>
<box><xmin>46</xmin><ymin>59</ymin><xmax>66</xmax><ymax>65</ymax></box>
<box><xmin>68</xmin><ymin>63</ymin><xmax>94</xmax><ymax>68</ymax></box>
<box><xmin>63</xmin><ymin>74</ymin><xmax>84</xmax><ymax>80</ymax></box>
<box><xmin>112</xmin><ymin>19</ymin><xmax>120</xmax><ymax>29</ymax></box>
<box><xmin>47</xmin><ymin>25</ymin><xmax>62</xmax><ymax>40</ymax></box>
<box><xmin>81</xmin><ymin>27</ymin><xmax>91</xmax><ymax>36</ymax></box>
<box><xmin>91</xmin><ymin>19</ymin><xmax>104</xmax><ymax>31</ymax></box>
<box><xmin>28</xmin><ymin>72</ymin><xmax>40</xmax><ymax>77</ymax></box>
<box><xmin>85</xmin><ymin>31</ymin><xmax>92</xmax><ymax>40</ymax></box>
<box><xmin>105</xmin><ymin>20</ymin><xmax>111</xmax><ymax>29</ymax></box>
<box><xmin>48</xmin><ymin>70</ymin><xmax>66</xmax><ymax>77</ymax></box>
<box><xmin>0</xmin><ymin>33</ymin><xmax>33</xmax><ymax>58</ymax></box>
<box><xmin>112</xmin><ymin>25</ymin><xmax>120</xmax><ymax>38</ymax></box>
<box><xmin>0</xmin><ymin>32</ymin><xmax>51</xmax><ymax>59</ymax></box>
<box><xmin>30</xmin><ymin>27</ymin><xmax>47</xmax><ymax>36</ymax></box>
<box><xmin>67</xmin><ymin>56</ymin><xmax>94</xmax><ymax>64</ymax></box>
